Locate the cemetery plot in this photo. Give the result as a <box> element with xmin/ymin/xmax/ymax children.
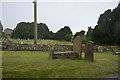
<box><xmin>49</xmin><ymin>36</ymin><xmax>94</xmax><ymax>62</ymax></box>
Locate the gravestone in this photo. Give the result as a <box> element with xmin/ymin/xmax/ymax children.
<box><xmin>73</xmin><ymin>36</ymin><xmax>82</xmax><ymax>58</ymax></box>
<box><xmin>98</xmin><ymin>46</ymin><xmax>103</xmax><ymax>52</ymax></box>
<box><xmin>49</xmin><ymin>46</ymin><xmax>55</xmax><ymax>59</ymax></box>
<box><xmin>85</xmin><ymin>41</ymin><xmax>94</xmax><ymax>62</ymax></box>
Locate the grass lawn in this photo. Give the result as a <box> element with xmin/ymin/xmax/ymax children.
<box><xmin>2</xmin><ymin>51</ymin><xmax>119</xmax><ymax>78</ymax></box>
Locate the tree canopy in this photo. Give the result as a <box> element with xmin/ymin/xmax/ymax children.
<box><xmin>0</xmin><ymin>21</ymin><xmax>3</xmax><ymax>37</ymax></box>
<box><xmin>86</xmin><ymin>27</ymin><xmax>93</xmax><ymax>42</ymax></box>
<box><xmin>12</xmin><ymin>22</ymin><xmax>73</xmax><ymax>41</ymax></box>
<box><xmin>74</xmin><ymin>30</ymin><xmax>85</xmax><ymax>39</ymax></box>
<box><xmin>54</xmin><ymin>26</ymin><xmax>73</xmax><ymax>41</ymax></box>
<box><xmin>93</xmin><ymin>3</ymin><xmax>120</xmax><ymax>45</ymax></box>
<box><xmin>12</xmin><ymin>22</ymin><xmax>34</xmax><ymax>39</ymax></box>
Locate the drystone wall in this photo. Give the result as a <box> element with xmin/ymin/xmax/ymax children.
<box><xmin>2</xmin><ymin>42</ymin><xmax>73</xmax><ymax>51</ymax></box>
<box><xmin>2</xmin><ymin>42</ymin><xmax>118</xmax><ymax>52</ymax></box>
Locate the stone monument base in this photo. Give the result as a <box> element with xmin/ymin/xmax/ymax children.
<box><xmin>49</xmin><ymin>51</ymin><xmax>79</xmax><ymax>59</ymax></box>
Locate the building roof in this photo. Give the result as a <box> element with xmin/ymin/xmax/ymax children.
<box><xmin>4</xmin><ymin>28</ymin><xmax>13</xmax><ymax>34</ymax></box>
<box><xmin>4</xmin><ymin>28</ymin><xmax>13</xmax><ymax>31</ymax></box>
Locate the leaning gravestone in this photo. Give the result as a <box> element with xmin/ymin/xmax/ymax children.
<box><xmin>73</xmin><ymin>36</ymin><xmax>82</xmax><ymax>58</ymax></box>
<box><xmin>85</xmin><ymin>41</ymin><xmax>94</xmax><ymax>62</ymax></box>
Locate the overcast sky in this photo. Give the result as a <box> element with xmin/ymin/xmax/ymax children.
<box><xmin>0</xmin><ymin>0</ymin><xmax>119</xmax><ymax>34</ymax></box>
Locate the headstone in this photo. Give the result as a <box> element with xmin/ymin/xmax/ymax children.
<box><xmin>49</xmin><ymin>46</ymin><xmax>55</xmax><ymax>59</ymax></box>
<box><xmin>98</xmin><ymin>46</ymin><xmax>103</xmax><ymax>52</ymax></box>
<box><xmin>85</xmin><ymin>41</ymin><xmax>94</xmax><ymax>62</ymax></box>
<box><xmin>73</xmin><ymin>36</ymin><xmax>82</xmax><ymax>57</ymax></box>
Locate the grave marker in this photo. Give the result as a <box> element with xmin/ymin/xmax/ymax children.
<box><xmin>49</xmin><ymin>46</ymin><xmax>55</xmax><ymax>59</ymax></box>
<box><xmin>85</xmin><ymin>41</ymin><xmax>94</xmax><ymax>62</ymax></box>
<box><xmin>73</xmin><ymin>36</ymin><xmax>82</xmax><ymax>58</ymax></box>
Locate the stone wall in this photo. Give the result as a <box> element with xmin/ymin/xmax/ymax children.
<box><xmin>94</xmin><ymin>46</ymin><xmax>118</xmax><ymax>52</ymax></box>
<box><xmin>2</xmin><ymin>42</ymin><xmax>73</xmax><ymax>51</ymax></box>
<box><xmin>2</xmin><ymin>42</ymin><xmax>118</xmax><ymax>52</ymax></box>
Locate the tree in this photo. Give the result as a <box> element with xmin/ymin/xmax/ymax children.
<box><xmin>37</xmin><ymin>23</ymin><xmax>50</xmax><ymax>39</ymax></box>
<box><xmin>54</xmin><ymin>26</ymin><xmax>73</xmax><ymax>41</ymax></box>
<box><xmin>12</xmin><ymin>22</ymin><xmax>51</xmax><ymax>39</ymax></box>
<box><xmin>65</xmin><ymin>34</ymin><xmax>73</xmax><ymax>41</ymax></box>
<box><xmin>73</xmin><ymin>30</ymin><xmax>86</xmax><ymax>43</ymax></box>
<box><xmin>12</xmin><ymin>22</ymin><xmax>34</xmax><ymax>39</ymax></box>
<box><xmin>0</xmin><ymin>21</ymin><xmax>3</xmax><ymax>37</ymax></box>
<box><xmin>47</xmin><ymin>31</ymin><xmax>55</xmax><ymax>40</ymax></box>
<box><xmin>2</xmin><ymin>32</ymin><xmax>7</xmax><ymax>38</ymax></box>
<box><xmin>74</xmin><ymin>30</ymin><xmax>85</xmax><ymax>39</ymax></box>
<box><xmin>12</xmin><ymin>22</ymin><xmax>73</xmax><ymax>41</ymax></box>
<box><xmin>86</xmin><ymin>27</ymin><xmax>93</xmax><ymax>42</ymax></box>
<box><xmin>115</xmin><ymin>18</ymin><xmax>120</xmax><ymax>45</ymax></box>
<box><xmin>93</xmin><ymin>3</ymin><xmax>120</xmax><ymax>45</ymax></box>
<box><xmin>113</xmin><ymin>3</ymin><xmax>120</xmax><ymax>45</ymax></box>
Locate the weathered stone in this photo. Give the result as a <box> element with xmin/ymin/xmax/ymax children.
<box><xmin>2</xmin><ymin>42</ymin><xmax>116</xmax><ymax>52</ymax></box>
<box><xmin>2</xmin><ymin>42</ymin><xmax>73</xmax><ymax>51</ymax></box>
<box><xmin>49</xmin><ymin>44</ymin><xmax>79</xmax><ymax>59</ymax></box>
<box><xmin>52</xmin><ymin>51</ymin><xmax>79</xmax><ymax>59</ymax></box>
<box><xmin>49</xmin><ymin>46</ymin><xmax>55</xmax><ymax>59</ymax></box>
<box><xmin>73</xmin><ymin>36</ymin><xmax>82</xmax><ymax>57</ymax></box>
<box><xmin>98</xmin><ymin>46</ymin><xmax>103</xmax><ymax>52</ymax></box>
<box><xmin>113</xmin><ymin>52</ymin><xmax>120</xmax><ymax>55</ymax></box>
<box><xmin>85</xmin><ymin>41</ymin><xmax>94</xmax><ymax>62</ymax></box>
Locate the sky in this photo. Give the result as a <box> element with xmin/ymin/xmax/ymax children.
<box><xmin>0</xmin><ymin>0</ymin><xmax>119</xmax><ymax>34</ymax></box>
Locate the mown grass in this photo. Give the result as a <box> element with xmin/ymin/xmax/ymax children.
<box><xmin>2</xmin><ymin>51</ymin><xmax>119</xmax><ymax>78</ymax></box>
<box><xmin>3</xmin><ymin>39</ymin><xmax>72</xmax><ymax>45</ymax></box>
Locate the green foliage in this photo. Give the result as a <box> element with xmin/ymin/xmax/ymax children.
<box><xmin>38</xmin><ymin>23</ymin><xmax>50</xmax><ymax>39</ymax></box>
<box><xmin>2</xmin><ymin>32</ymin><xmax>7</xmax><ymax>38</ymax></box>
<box><xmin>47</xmin><ymin>31</ymin><xmax>55</xmax><ymax>40</ymax></box>
<box><xmin>114</xmin><ymin>3</ymin><xmax>120</xmax><ymax>45</ymax></box>
<box><xmin>86</xmin><ymin>27</ymin><xmax>93</xmax><ymax>42</ymax></box>
<box><xmin>64</xmin><ymin>34</ymin><xmax>73</xmax><ymax>41</ymax></box>
<box><xmin>73</xmin><ymin>30</ymin><xmax>86</xmax><ymax>43</ymax></box>
<box><xmin>93</xmin><ymin>3</ymin><xmax>120</xmax><ymax>45</ymax></box>
<box><xmin>12</xmin><ymin>23</ymin><xmax>73</xmax><ymax>41</ymax></box>
<box><xmin>0</xmin><ymin>21</ymin><xmax>3</xmax><ymax>37</ymax></box>
<box><xmin>12</xmin><ymin>22</ymin><xmax>52</xmax><ymax>39</ymax></box>
<box><xmin>12</xmin><ymin>22</ymin><xmax>34</xmax><ymax>39</ymax></box>
<box><xmin>54</xmin><ymin>26</ymin><xmax>73</xmax><ymax>41</ymax></box>
<box><xmin>74</xmin><ymin>30</ymin><xmax>85</xmax><ymax>38</ymax></box>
